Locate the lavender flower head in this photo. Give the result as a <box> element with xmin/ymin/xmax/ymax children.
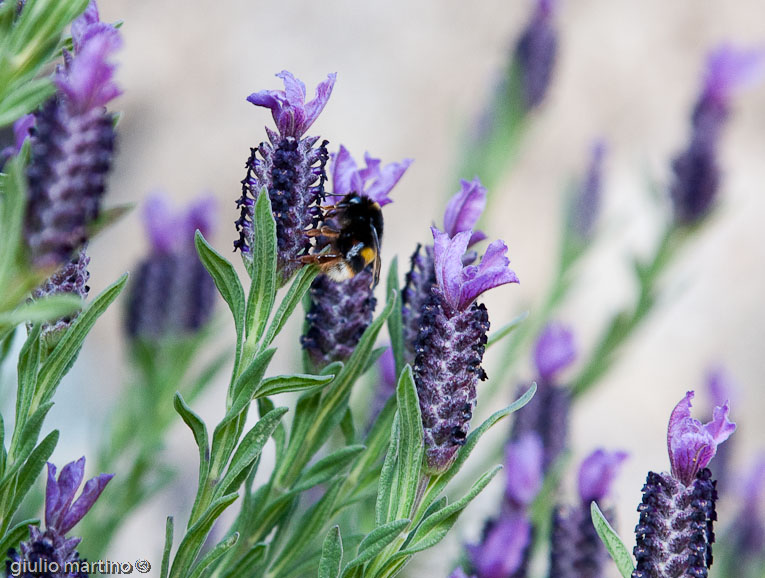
<box><xmin>549</xmin><ymin>449</ymin><xmax>627</xmax><ymax>578</ymax></box>
<box><xmin>402</xmin><ymin>178</ymin><xmax>487</xmax><ymax>362</ymax></box>
<box><xmin>570</xmin><ymin>140</ymin><xmax>607</xmax><ymax>242</ymax></box>
<box><xmin>632</xmin><ymin>391</ymin><xmax>735</xmax><ymax>578</ymax></box>
<box><xmin>514</xmin><ymin>0</ymin><xmax>558</xmax><ymax>110</ymax></box>
<box><xmin>468</xmin><ymin>434</ymin><xmax>542</xmax><ymax>578</ymax></box>
<box><xmin>6</xmin><ymin>458</ymin><xmax>112</xmax><ymax>578</ymax></box>
<box><xmin>25</xmin><ymin>0</ymin><xmax>121</xmax><ymax>268</ymax></box>
<box><xmin>670</xmin><ymin>44</ymin><xmax>764</xmax><ymax>225</ymax></box>
<box><xmin>414</xmin><ymin>227</ymin><xmax>518</xmax><ymax>474</ymax></box>
<box><xmin>125</xmin><ymin>194</ymin><xmax>218</xmax><ymax>340</ymax></box>
<box><xmin>235</xmin><ymin>71</ymin><xmax>335</xmax><ymax>284</ymax></box>
<box><xmin>301</xmin><ymin>147</ymin><xmax>410</xmax><ymax>369</ymax></box>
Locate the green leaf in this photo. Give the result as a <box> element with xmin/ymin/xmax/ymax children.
<box><xmin>0</xmin><ymin>149</ymin><xmax>28</xmax><ymax>291</ymax></box>
<box><xmin>343</xmin><ymin>519</ymin><xmax>410</xmax><ymax>574</ymax></box>
<box><xmin>13</xmin><ymin>327</ymin><xmax>40</xmax><ymax>442</ymax></box>
<box><xmin>254</xmin><ymin>372</ymin><xmax>335</xmax><ymax>398</ymax></box>
<box><xmin>261</xmin><ymin>263</ymin><xmax>319</xmax><ymax>348</ymax></box>
<box><xmin>13</xmin><ymin>401</ymin><xmax>53</xmax><ymax>465</ymax></box>
<box><xmin>188</xmin><ymin>532</ymin><xmax>239</xmax><ymax>578</ymax></box>
<box><xmin>219</xmin><ymin>543</ymin><xmax>267</xmax><ymax>578</ymax></box>
<box><xmin>318</xmin><ymin>526</ymin><xmax>343</xmax><ymax>578</ymax></box>
<box><xmin>399</xmin><ymin>466</ymin><xmax>501</xmax><ymax>556</ymax></box>
<box><xmin>486</xmin><ymin>311</ymin><xmax>528</xmax><ymax>349</ymax></box>
<box><xmin>224</xmin><ymin>348</ymin><xmax>276</xmax><ymax>427</ymax></box>
<box><xmin>169</xmin><ymin>492</ymin><xmax>239</xmax><ymax>578</ymax></box>
<box><xmin>385</xmin><ymin>257</ymin><xmax>405</xmax><ymax>376</ymax></box>
<box><xmin>6</xmin><ymin>430</ymin><xmax>58</xmax><ymax>523</ymax></box>
<box><xmin>35</xmin><ymin>274</ymin><xmax>128</xmax><ymax>406</ymax></box>
<box><xmin>245</xmin><ymin>189</ymin><xmax>277</xmax><ymax>342</ymax></box>
<box><xmin>375</xmin><ymin>414</ymin><xmax>398</xmax><ymax>527</ymax></box>
<box><xmin>194</xmin><ymin>231</ymin><xmax>245</xmax><ymax>372</ymax></box>
<box><xmin>391</xmin><ymin>366</ymin><xmax>423</xmax><ymax>522</ymax></box>
<box><xmin>160</xmin><ymin>517</ymin><xmax>174</xmax><ymax>578</ymax></box>
<box><xmin>418</xmin><ymin>384</ymin><xmax>536</xmax><ymax>521</ymax></box>
<box><xmin>86</xmin><ymin>203</ymin><xmax>134</xmax><ymax>240</ymax></box>
<box><xmin>216</xmin><ymin>407</ymin><xmax>288</xmax><ymax>499</ymax></box>
<box><xmin>0</xmin><ymin>78</ymin><xmax>55</xmax><ymax>128</ymax></box>
<box><xmin>173</xmin><ymin>393</ymin><xmax>210</xmax><ymax>482</ymax></box>
<box><xmin>591</xmin><ymin>501</ymin><xmax>635</xmax><ymax>578</ymax></box>
<box><xmin>0</xmin><ymin>294</ymin><xmax>81</xmax><ymax>327</ymax></box>
<box><xmin>294</xmin><ymin>445</ymin><xmax>365</xmax><ymax>493</ymax></box>
<box><xmin>0</xmin><ymin>518</ymin><xmax>39</xmax><ymax>562</ymax></box>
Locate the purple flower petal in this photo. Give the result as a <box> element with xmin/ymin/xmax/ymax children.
<box><xmin>46</xmin><ymin>457</ymin><xmax>85</xmax><ymax>531</ymax></box>
<box><xmin>330</xmin><ymin>146</ymin><xmax>411</xmax><ymax>207</ymax></box>
<box><xmin>13</xmin><ymin>114</ymin><xmax>34</xmax><ymax>150</ymax></box>
<box><xmin>577</xmin><ymin>448</ymin><xmax>628</xmax><ymax>503</ymax></box>
<box><xmin>443</xmin><ymin>177</ymin><xmax>487</xmax><ymax>242</ymax></box>
<box><xmin>44</xmin><ymin>462</ymin><xmax>60</xmax><ymax>530</ymax></box>
<box><xmin>432</xmin><ymin>227</ymin><xmax>471</xmax><ymax>311</ymax></box>
<box><xmin>303</xmin><ymin>72</ymin><xmax>337</xmax><ymax>135</ymax></box>
<box><xmin>703</xmin><ymin>44</ymin><xmax>765</xmax><ymax>106</ymax></box>
<box><xmin>58</xmin><ymin>473</ymin><xmax>114</xmax><ymax>535</ymax></box>
<box><xmin>504</xmin><ymin>433</ymin><xmax>544</xmax><ymax>508</ymax></box>
<box><xmin>330</xmin><ymin>145</ymin><xmax>359</xmax><ymax>198</ymax></box>
<box><xmin>533</xmin><ymin>322</ymin><xmax>577</xmax><ymax>382</ymax></box>
<box><xmin>183</xmin><ymin>194</ymin><xmax>217</xmax><ymax>241</ymax></box>
<box><xmin>667</xmin><ymin>391</ymin><xmax>736</xmax><ymax>485</ymax></box>
<box><xmin>467</xmin><ymin>515</ymin><xmax>531</xmax><ymax>578</ymax></box>
<box><xmin>459</xmin><ymin>239</ymin><xmax>519</xmax><ymax>309</ymax></box>
<box><xmin>143</xmin><ymin>194</ymin><xmax>177</xmax><ymax>254</ymax></box>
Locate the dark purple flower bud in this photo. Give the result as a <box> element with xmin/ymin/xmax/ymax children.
<box><xmin>125</xmin><ymin>195</ymin><xmax>217</xmax><ymax>340</ymax></box>
<box><xmin>301</xmin><ymin>270</ymin><xmax>377</xmax><ymax>369</ymax></box>
<box><xmin>6</xmin><ymin>457</ymin><xmax>112</xmax><ymax>578</ymax></box>
<box><xmin>632</xmin><ymin>469</ymin><xmax>718</xmax><ymax>578</ymax></box>
<box><xmin>467</xmin><ymin>515</ymin><xmax>532</xmax><ymax>578</ymax></box>
<box><xmin>570</xmin><ymin>141</ymin><xmax>607</xmax><ymax>242</ymax></box>
<box><xmin>414</xmin><ymin>228</ymin><xmax>518</xmax><ymax>474</ymax></box>
<box><xmin>578</xmin><ymin>448</ymin><xmax>628</xmax><ymax>504</ymax></box>
<box><xmin>667</xmin><ymin>391</ymin><xmax>735</xmax><ymax>486</ymax></box>
<box><xmin>442</xmin><ymin>178</ymin><xmax>487</xmax><ymax>246</ymax></box>
<box><xmin>247</xmin><ymin>70</ymin><xmax>335</xmax><ymax>139</ymax></box>
<box><xmin>24</xmin><ymin>6</ymin><xmax>120</xmax><ymax>268</ymax></box>
<box><xmin>533</xmin><ymin>322</ymin><xmax>576</xmax><ymax>383</ymax></box>
<box><xmin>670</xmin><ymin>45</ymin><xmax>764</xmax><ymax>225</ymax></box>
<box><xmin>330</xmin><ymin>145</ymin><xmax>412</xmax><ymax>207</ymax></box>
<box><xmin>30</xmin><ymin>248</ymin><xmax>90</xmax><ymax>344</ymax></box>
<box><xmin>513</xmin><ymin>0</ymin><xmax>558</xmax><ymax>110</ymax></box>
<box><xmin>235</xmin><ymin>71</ymin><xmax>333</xmax><ymax>283</ymax></box>
<box><xmin>504</xmin><ymin>433</ymin><xmax>544</xmax><ymax>510</ymax></box>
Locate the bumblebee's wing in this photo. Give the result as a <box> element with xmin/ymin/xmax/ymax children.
<box><xmin>371</xmin><ymin>224</ymin><xmax>381</xmax><ymax>288</ymax></box>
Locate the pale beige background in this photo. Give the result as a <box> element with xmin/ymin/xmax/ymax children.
<box><xmin>39</xmin><ymin>0</ymin><xmax>765</xmax><ymax>576</ymax></box>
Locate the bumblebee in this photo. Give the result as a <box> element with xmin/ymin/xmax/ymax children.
<box><xmin>299</xmin><ymin>193</ymin><xmax>383</xmax><ymax>287</ymax></box>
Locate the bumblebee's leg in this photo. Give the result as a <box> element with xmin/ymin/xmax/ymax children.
<box><xmin>305</xmin><ymin>226</ymin><xmax>340</xmax><ymax>238</ymax></box>
<box><xmin>297</xmin><ymin>253</ymin><xmax>343</xmax><ymax>265</ymax></box>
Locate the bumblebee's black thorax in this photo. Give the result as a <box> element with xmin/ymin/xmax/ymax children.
<box><xmin>334</xmin><ymin>193</ymin><xmax>383</xmax><ymax>253</ymax></box>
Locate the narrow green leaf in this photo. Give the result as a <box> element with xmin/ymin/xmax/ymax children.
<box><xmin>245</xmin><ymin>189</ymin><xmax>277</xmax><ymax>342</ymax></box>
<box><xmin>36</xmin><ymin>274</ymin><xmax>128</xmax><ymax>404</ymax></box>
<box><xmin>14</xmin><ymin>327</ymin><xmax>40</xmax><ymax>439</ymax></box>
<box><xmin>591</xmin><ymin>501</ymin><xmax>635</xmax><ymax>578</ymax></box>
<box><xmin>254</xmin><ymin>372</ymin><xmax>335</xmax><ymax>398</ymax></box>
<box><xmin>261</xmin><ymin>263</ymin><xmax>319</xmax><ymax>348</ymax></box>
<box><xmin>363</xmin><ymin>346</ymin><xmax>388</xmax><ymax>377</ymax></box>
<box><xmin>399</xmin><ymin>466</ymin><xmax>501</xmax><ymax>556</ymax></box>
<box><xmin>7</xmin><ymin>430</ymin><xmax>58</xmax><ymax>520</ymax></box>
<box><xmin>375</xmin><ymin>414</ymin><xmax>399</xmax><ymax>527</ymax></box>
<box><xmin>219</xmin><ymin>543</ymin><xmax>267</xmax><ymax>578</ymax></box>
<box><xmin>173</xmin><ymin>393</ymin><xmax>210</xmax><ymax>481</ymax></box>
<box><xmin>0</xmin><ymin>518</ymin><xmax>39</xmax><ymax>562</ymax></box>
<box><xmin>160</xmin><ymin>517</ymin><xmax>174</xmax><ymax>578</ymax></box>
<box><xmin>257</xmin><ymin>397</ymin><xmax>285</xmax><ymax>457</ymax></box>
<box><xmin>343</xmin><ymin>519</ymin><xmax>411</xmax><ymax>573</ymax></box>
<box><xmin>223</xmin><ymin>348</ymin><xmax>276</xmax><ymax>428</ymax></box>
<box><xmin>486</xmin><ymin>311</ymin><xmax>529</xmax><ymax>349</ymax></box>
<box><xmin>0</xmin><ymin>415</ymin><xmax>5</xmax><ymax>477</ymax></box>
<box><xmin>385</xmin><ymin>256</ymin><xmax>405</xmax><ymax>376</ymax></box>
<box><xmin>0</xmin><ymin>150</ymin><xmax>28</xmax><ymax>289</ymax></box>
<box><xmin>169</xmin><ymin>492</ymin><xmax>239</xmax><ymax>578</ymax></box>
<box><xmin>13</xmin><ymin>401</ymin><xmax>53</xmax><ymax>465</ymax></box>
<box><xmin>318</xmin><ymin>526</ymin><xmax>343</xmax><ymax>578</ymax></box>
<box><xmin>392</xmin><ymin>366</ymin><xmax>423</xmax><ymax>522</ymax></box>
<box><xmin>0</xmin><ymin>78</ymin><xmax>55</xmax><ymax>127</ymax></box>
<box><xmin>188</xmin><ymin>532</ymin><xmax>239</xmax><ymax>578</ymax></box>
<box><xmin>294</xmin><ymin>445</ymin><xmax>365</xmax><ymax>493</ymax></box>
<box><xmin>0</xmin><ymin>294</ymin><xmax>81</xmax><ymax>327</ymax></box>
<box><xmin>216</xmin><ymin>407</ymin><xmax>288</xmax><ymax>499</ymax></box>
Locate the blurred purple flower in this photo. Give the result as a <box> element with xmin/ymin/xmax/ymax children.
<box><xmin>570</xmin><ymin>140</ymin><xmax>607</xmax><ymax>242</ymax></box>
<box><xmin>533</xmin><ymin>322</ymin><xmax>576</xmax><ymax>383</ymax></box>
<box><xmin>0</xmin><ymin>114</ymin><xmax>34</xmax><ymax>172</ymax></box>
<box><xmin>504</xmin><ymin>433</ymin><xmax>544</xmax><ymax>510</ymax></box>
<box><xmin>247</xmin><ymin>70</ymin><xmax>336</xmax><ymax>139</ymax></box>
<box><xmin>467</xmin><ymin>516</ymin><xmax>532</xmax><ymax>578</ymax></box>
<box><xmin>730</xmin><ymin>456</ymin><xmax>765</xmax><ymax>560</ymax></box>
<box><xmin>577</xmin><ymin>448</ymin><xmax>628</xmax><ymax>503</ymax></box>
<box><xmin>705</xmin><ymin>365</ymin><xmax>738</xmax><ymax>488</ymax></box>
<box><xmin>330</xmin><ymin>145</ymin><xmax>412</xmax><ymax>207</ymax></box>
<box><xmin>514</xmin><ymin>0</ymin><xmax>558</xmax><ymax>110</ymax></box>
<box><xmin>449</xmin><ymin>569</ymin><xmax>476</xmax><ymax>578</ymax></box>
<box><xmin>143</xmin><ymin>194</ymin><xmax>216</xmax><ymax>255</ymax></box>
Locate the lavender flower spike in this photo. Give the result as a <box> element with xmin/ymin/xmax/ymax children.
<box><xmin>6</xmin><ymin>457</ymin><xmax>112</xmax><ymax>578</ymax></box>
<box><xmin>414</xmin><ymin>227</ymin><xmax>518</xmax><ymax>474</ymax></box>
<box><xmin>514</xmin><ymin>0</ymin><xmax>558</xmax><ymax>110</ymax></box>
<box><xmin>670</xmin><ymin>45</ymin><xmax>765</xmax><ymax>225</ymax></box>
<box><xmin>235</xmin><ymin>71</ymin><xmax>334</xmax><ymax>283</ymax></box>
<box><xmin>632</xmin><ymin>391</ymin><xmax>735</xmax><ymax>578</ymax></box>
<box><xmin>25</xmin><ymin>0</ymin><xmax>121</xmax><ymax>268</ymax></box>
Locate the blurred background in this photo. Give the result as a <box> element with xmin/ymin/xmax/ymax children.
<box><xmin>33</xmin><ymin>0</ymin><xmax>765</xmax><ymax>575</ymax></box>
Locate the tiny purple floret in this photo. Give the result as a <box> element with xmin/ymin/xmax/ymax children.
<box><xmin>331</xmin><ymin>145</ymin><xmax>412</xmax><ymax>207</ymax></box>
<box><xmin>533</xmin><ymin>322</ymin><xmax>576</xmax><ymax>383</ymax></box>
<box><xmin>247</xmin><ymin>71</ymin><xmax>337</xmax><ymax>138</ymax></box>
<box><xmin>577</xmin><ymin>448</ymin><xmax>628</xmax><ymax>503</ymax></box>
<box><xmin>667</xmin><ymin>390</ymin><xmax>736</xmax><ymax>486</ymax></box>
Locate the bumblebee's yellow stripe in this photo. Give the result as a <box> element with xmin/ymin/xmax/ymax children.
<box><xmin>360</xmin><ymin>247</ymin><xmax>376</xmax><ymax>266</ymax></box>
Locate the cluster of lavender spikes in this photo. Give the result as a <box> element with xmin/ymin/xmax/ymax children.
<box><xmin>6</xmin><ymin>458</ymin><xmax>112</xmax><ymax>578</ymax></box>
<box><xmin>124</xmin><ymin>194</ymin><xmax>217</xmax><ymax>340</ymax></box>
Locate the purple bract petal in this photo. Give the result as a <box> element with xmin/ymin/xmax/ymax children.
<box><xmin>443</xmin><ymin>177</ymin><xmax>487</xmax><ymax>244</ymax></box>
<box><xmin>183</xmin><ymin>194</ymin><xmax>217</xmax><ymax>241</ymax></box>
<box><xmin>330</xmin><ymin>145</ymin><xmax>412</xmax><ymax>206</ymax></box>
<box><xmin>702</xmin><ymin>44</ymin><xmax>765</xmax><ymax>106</ymax></box>
<box><xmin>45</xmin><ymin>457</ymin><xmax>85</xmax><ymax>532</ymax></box>
<box><xmin>667</xmin><ymin>391</ymin><xmax>736</xmax><ymax>485</ymax></box>
<box><xmin>432</xmin><ymin>228</ymin><xmax>519</xmax><ymax>312</ymax></box>
<box><xmin>247</xmin><ymin>71</ymin><xmax>336</xmax><ymax>138</ymax></box>
<box><xmin>58</xmin><ymin>473</ymin><xmax>114</xmax><ymax>535</ymax></box>
<box><xmin>143</xmin><ymin>193</ymin><xmax>217</xmax><ymax>254</ymax></box>
<box><xmin>13</xmin><ymin>114</ymin><xmax>34</xmax><ymax>150</ymax></box>
<box><xmin>467</xmin><ymin>515</ymin><xmax>531</xmax><ymax>578</ymax></box>
<box><xmin>533</xmin><ymin>322</ymin><xmax>576</xmax><ymax>383</ymax></box>
<box><xmin>504</xmin><ymin>433</ymin><xmax>544</xmax><ymax>508</ymax></box>
<box><xmin>577</xmin><ymin>448</ymin><xmax>628</xmax><ymax>503</ymax></box>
